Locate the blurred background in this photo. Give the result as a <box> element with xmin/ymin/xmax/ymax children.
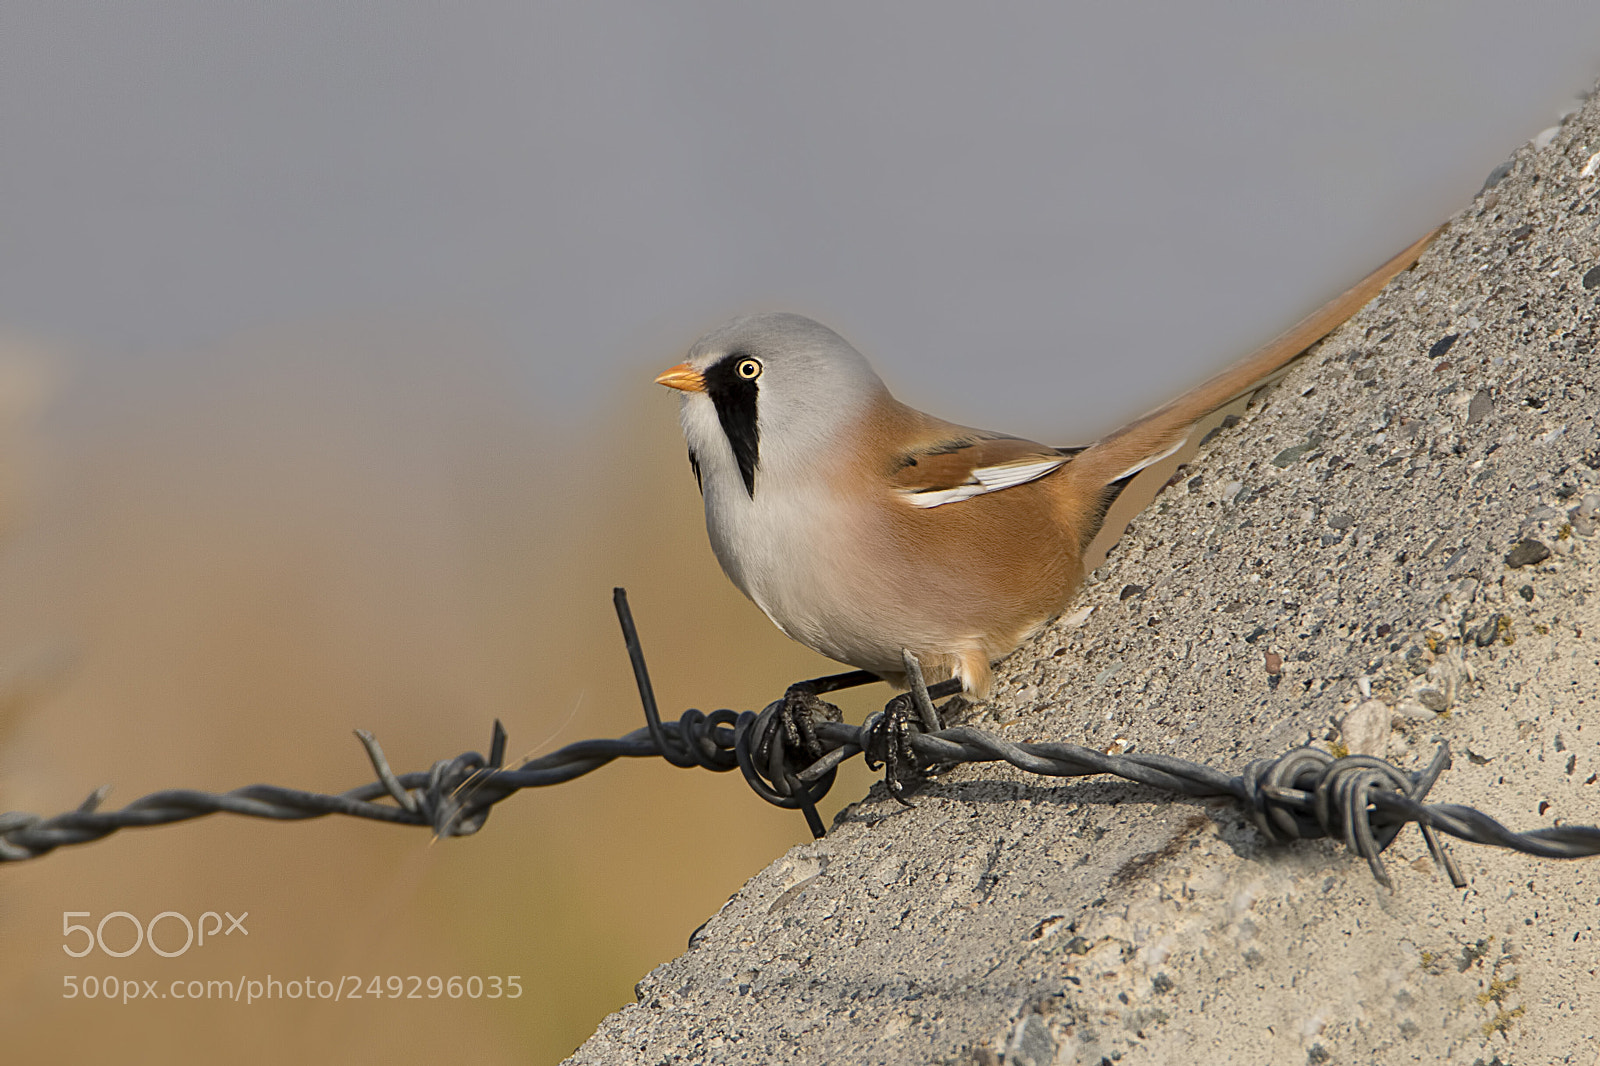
<box><xmin>1</xmin><ymin>3</ymin><xmax>1597</xmax><ymax>1062</ymax></box>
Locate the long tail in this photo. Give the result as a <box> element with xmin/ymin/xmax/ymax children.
<box><xmin>1059</xmin><ymin>224</ymin><xmax>1443</xmax><ymax>541</ymax></box>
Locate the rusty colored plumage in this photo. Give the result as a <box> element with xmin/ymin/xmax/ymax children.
<box><xmin>660</xmin><ymin>226</ymin><xmax>1441</xmax><ymax>696</ymax></box>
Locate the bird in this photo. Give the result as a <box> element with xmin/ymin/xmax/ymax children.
<box><xmin>656</xmin><ymin>228</ymin><xmax>1439</xmax><ymax>703</ymax></box>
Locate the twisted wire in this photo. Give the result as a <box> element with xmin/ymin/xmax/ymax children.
<box><xmin>2</xmin><ymin>589</ymin><xmax>1596</xmax><ymax>890</ymax></box>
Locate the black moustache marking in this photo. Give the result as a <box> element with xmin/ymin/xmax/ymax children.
<box><xmin>703</xmin><ymin>353</ymin><xmax>761</xmax><ymax>496</ymax></box>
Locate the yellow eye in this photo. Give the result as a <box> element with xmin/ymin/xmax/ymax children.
<box><xmin>735</xmin><ymin>358</ymin><xmax>762</xmax><ymax>380</ymax></box>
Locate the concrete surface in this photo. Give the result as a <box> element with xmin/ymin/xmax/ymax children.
<box><xmin>568</xmin><ymin>86</ymin><xmax>1600</xmax><ymax>1065</ymax></box>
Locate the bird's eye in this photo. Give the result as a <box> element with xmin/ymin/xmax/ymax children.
<box><xmin>735</xmin><ymin>358</ymin><xmax>762</xmax><ymax>380</ymax></box>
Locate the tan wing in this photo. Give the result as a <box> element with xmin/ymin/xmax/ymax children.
<box><xmin>890</xmin><ymin>434</ymin><xmax>1071</xmax><ymax>508</ymax></box>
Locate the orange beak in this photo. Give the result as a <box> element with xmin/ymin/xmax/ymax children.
<box><xmin>654</xmin><ymin>362</ymin><xmax>706</xmax><ymax>393</ymax></box>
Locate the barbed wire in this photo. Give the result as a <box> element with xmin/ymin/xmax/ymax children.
<box><xmin>3</xmin><ymin>588</ymin><xmax>1598</xmax><ymax>889</ymax></box>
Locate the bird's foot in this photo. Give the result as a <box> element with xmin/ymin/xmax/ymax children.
<box><xmin>776</xmin><ymin>682</ymin><xmax>844</xmax><ymax>762</ymax></box>
<box><xmin>769</xmin><ymin>668</ymin><xmax>878</xmax><ymax>764</ymax></box>
<box><xmin>866</xmin><ymin>650</ymin><xmax>962</xmax><ymax>804</ymax></box>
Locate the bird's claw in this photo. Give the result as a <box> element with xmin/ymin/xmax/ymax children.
<box><xmin>866</xmin><ymin>691</ymin><xmax>936</xmax><ymax>804</ymax></box>
<box><xmin>863</xmin><ymin>649</ymin><xmax>959</xmax><ymax>803</ymax></box>
<box><xmin>775</xmin><ymin>682</ymin><xmax>843</xmax><ymax>763</ymax></box>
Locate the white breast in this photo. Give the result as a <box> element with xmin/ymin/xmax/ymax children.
<box><xmin>680</xmin><ymin>391</ymin><xmax>899</xmax><ymax>672</ymax></box>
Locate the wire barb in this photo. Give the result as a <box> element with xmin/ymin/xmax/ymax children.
<box><xmin>0</xmin><ymin>589</ymin><xmax>1596</xmax><ymax>891</ymax></box>
<box><xmin>356</xmin><ymin>729</ymin><xmax>419</xmax><ymax>813</ymax></box>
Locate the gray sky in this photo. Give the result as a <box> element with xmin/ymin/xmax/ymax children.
<box><xmin>2</xmin><ymin>3</ymin><xmax>1598</xmax><ymax>439</ymax></box>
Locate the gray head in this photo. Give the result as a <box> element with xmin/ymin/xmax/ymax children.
<box><xmin>657</xmin><ymin>313</ymin><xmax>888</xmax><ymax>498</ymax></box>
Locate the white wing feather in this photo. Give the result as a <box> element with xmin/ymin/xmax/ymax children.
<box><xmin>903</xmin><ymin>455</ymin><xmax>1068</xmax><ymax>509</ymax></box>
<box><xmin>1107</xmin><ymin>437</ymin><xmax>1186</xmax><ymax>483</ymax></box>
